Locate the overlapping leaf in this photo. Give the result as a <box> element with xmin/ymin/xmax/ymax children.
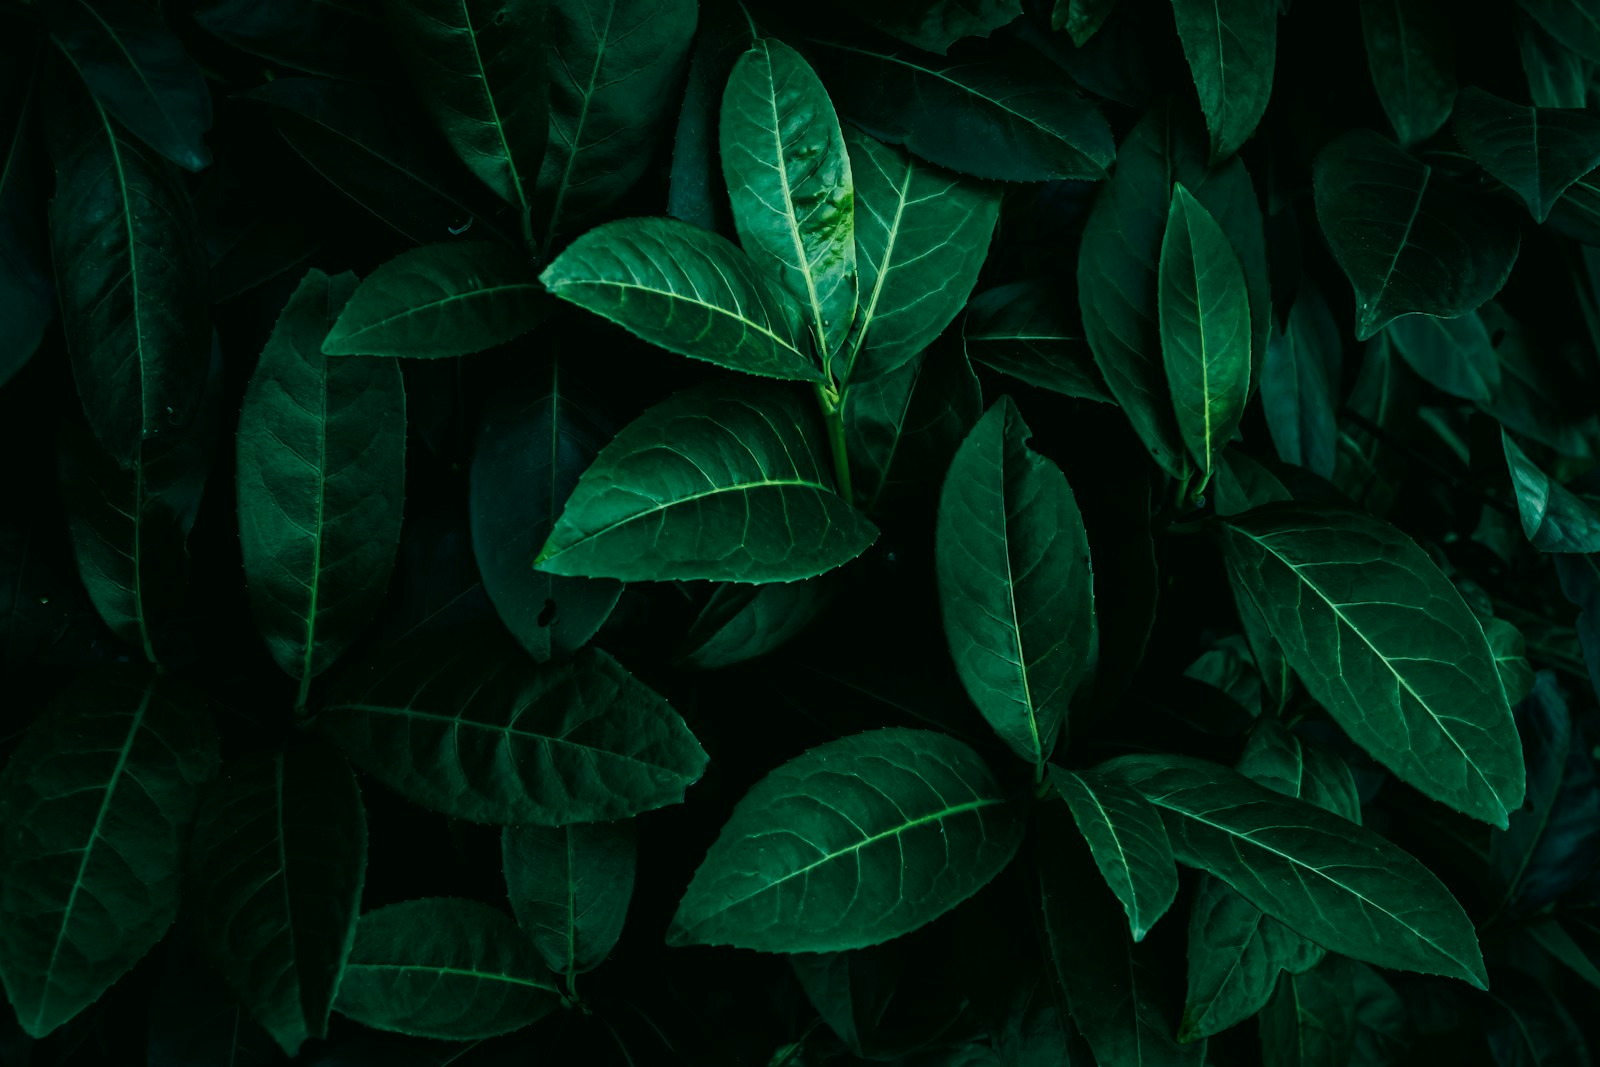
<box><xmin>1050</xmin><ymin>766</ymin><xmax>1177</xmax><ymax>941</ymax></box>
<box><xmin>676</xmin><ymin>579</ymin><xmax>835</xmax><ymax>669</ymax></box>
<box><xmin>1504</xmin><ymin>430</ymin><xmax>1600</xmax><ymax>552</ymax></box>
<box><xmin>962</xmin><ymin>281</ymin><xmax>1111</xmax><ymax>403</ymax></box>
<box><xmin>1453</xmin><ymin>86</ymin><xmax>1600</xmax><ymax>223</ymax></box>
<box><xmin>0</xmin><ymin>50</ymin><xmax>52</xmax><ymax>387</ymax></box>
<box><xmin>1385</xmin><ymin>310</ymin><xmax>1500</xmax><ymax>404</ymax></box>
<box><xmin>502</xmin><ymin>821</ymin><xmax>636</xmax><ymax>984</ymax></box>
<box><xmin>1358</xmin><ymin>0</ymin><xmax>1456</xmax><ymax>146</ymax></box>
<box><xmin>1171</xmin><ymin>0</ymin><xmax>1277</xmax><ymax>161</ymax></box>
<box><xmin>1261</xmin><ymin>281</ymin><xmax>1342</xmax><ymax>479</ymax></box>
<box><xmin>1258</xmin><ymin>955</ymin><xmax>1358</xmax><ymax>1067</ymax></box>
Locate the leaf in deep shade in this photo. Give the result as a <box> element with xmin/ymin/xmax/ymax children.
<box><xmin>1453</xmin><ymin>86</ymin><xmax>1600</xmax><ymax>223</ymax></box>
<box><xmin>963</xmin><ymin>280</ymin><xmax>1111</xmax><ymax>403</ymax></box>
<box><xmin>1503</xmin><ymin>430</ymin><xmax>1600</xmax><ymax>552</ymax></box>
<box><xmin>1170</xmin><ymin>0</ymin><xmax>1276</xmax><ymax>162</ymax></box>
<box><xmin>502</xmin><ymin>820</ymin><xmax>636</xmax><ymax>984</ymax></box>
<box><xmin>1358</xmin><ymin>0</ymin><xmax>1455</xmax><ymax>146</ymax></box>
<box><xmin>1051</xmin><ymin>766</ymin><xmax>1178</xmax><ymax>941</ymax></box>
<box><xmin>0</xmin><ymin>46</ymin><xmax>53</xmax><ymax>388</ymax></box>
<box><xmin>1260</xmin><ymin>280</ymin><xmax>1342</xmax><ymax>479</ymax></box>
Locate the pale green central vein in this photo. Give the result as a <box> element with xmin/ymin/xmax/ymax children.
<box><xmin>844</xmin><ymin>157</ymin><xmax>913</xmax><ymax>383</ymax></box>
<box><xmin>553</xmin><ymin>279</ymin><xmax>809</xmax><ymax>365</ymax></box>
<box><xmin>545</xmin><ymin>0</ymin><xmax>617</xmax><ymax>249</ymax></box>
<box><xmin>458</xmin><ymin>0</ymin><xmax>526</xmax><ymax>217</ymax></box>
<box><xmin>545</xmin><ymin>478</ymin><xmax>830</xmax><ymax>557</ymax></box>
<box><xmin>348</xmin><ymin>962</ymin><xmax>553</xmax><ymax>990</ymax></box>
<box><xmin>338</xmin><ymin>282</ymin><xmax>542</xmax><ymax>345</ymax></box>
<box><xmin>762</xmin><ymin>46</ymin><xmax>830</xmax><ymax>357</ymax></box>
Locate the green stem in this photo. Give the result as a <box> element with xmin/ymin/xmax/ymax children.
<box><xmin>294</xmin><ymin>672</ymin><xmax>313</xmax><ymax>722</ymax></box>
<box><xmin>815</xmin><ymin>383</ymin><xmax>853</xmax><ymax>505</ymax></box>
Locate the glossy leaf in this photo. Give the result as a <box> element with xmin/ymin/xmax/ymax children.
<box><xmin>321</xmin><ymin>627</ymin><xmax>706</xmax><ymax>824</ymax></box>
<box><xmin>722</xmin><ymin>38</ymin><xmax>856</xmax><ymax>361</ymax></box>
<box><xmin>1262</xmin><ymin>281</ymin><xmax>1342</xmax><ymax>479</ymax></box>
<box><xmin>237</xmin><ymin>269</ymin><xmax>406</xmax><ymax>701</ymax></box>
<box><xmin>668</xmin><ymin>727</ymin><xmax>1024</xmax><ymax>952</ymax></box>
<box><xmin>189</xmin><ymin>742</ymin><xmax>367</xmax><ymax>1057</ymax></box>
<box><xmin>539</xmin><ymin>216</ymin><xmax>823</xmax><ymax>381</ymax></box>
<box><xmin>0</xmin><ymin>51</ymin><xmax>53</xmax><ymax>387</ymax></box>
<box><xmin>1453</xmin><ymin>86</ymin><xmax>1600</xmax><ymax>223</ymax></box>
<box><xmin>1259</xmin><ymin>955</ymin><xmax>1357</xmax><ymax>1067</ymax></box>
<box><xmin>1314</xmin><ymin>129</ymin><xmax>1521</xmax><ymax>340</ymax></box>
<box><xmin>1504</xmin><ymin>431</ymin><xmax>1600</xmax><ymax>552</ymax></box>
<box><xmin>962</xmin><ymin>281</ymin><xmax>1112</xmax><ymax>403</ymax></box>
<box><xmin>1051</xmin><ymin>766</ymin><xmax>1178</xmax><ymax>941</ymax></box>
<box><xmin>840</xmin><ymin>127</ymin><xmax>999</xmax><ymax>384</ymax></box>
<box><xmin>936</xmin><ymin>398</ymin><xmax>1096</xmax><ymax>767</ymax></box>
<box><xmin>1170</xmin><ymin>0</ymin><xmax>1277</xmax><ymax>161</ymax></box>
<box><xmin>676</xmin><ymin>579</ymin><xmax>834</xmax><ymax>669</ymax></box>
<box><xmin>1102</xmin><ymin>753</ymin><xmax>1488</xmax><ymax>986</ymax></box>
<box><xmin>501</xmin><ymin>821</ymin><xmax>636</xmax><ymax>982</ymax></box>
<box><xmin>535</xmin><ymin>378</ymin><xmax>876</xmax><ymax>582</ymax></box>
<box><xmin>0</xmin><ymin>671</ymin><xmax>219</xmax><ymax>1038</ymax></box>
<box><xmin>333</xmin><ymin>898</ymin><xmax>558</xmax><ymax>1040</ymax></box>
<box><xmin>1385</xmin><ymin>309</ymin><xmax>1500</xmax><ymax>403</ymax></box>
<box><xmin>1220</xmin><ymin>503</ymin><xmax>1525</xmax><ymax>827</ymax></box>
<box><xmin>1358</xmin><ymin>0</ymin><xmax>1456</xmax><ymax>146</ymax></box>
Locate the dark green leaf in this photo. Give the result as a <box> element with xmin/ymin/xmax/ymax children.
<box><xmin>1514</xmin><ymin>0</ymin><xmax>1600</xmax><ymax>65</ymax></box>
<box><xmin>1051</xmin><ymin>766</ymin><xmax>1178</xmax><ymax>941</ymax></box>
<box><xmin>539</xmin><ymin>216</ymin><xmax>823</xmax><ymax>381</ymax></box>
<box><xmin>1517</xmin><ymin>12</ymin><xmax>1593</xmax><ymax>109</ymax></box>
<box><xmin>321</xmin><ymin>627</ymin><xmax>706</xmax><ymax>824</ymax></box>
<box><xmin>1170</xmin><ymin>0</ymin><xmax>1277</xmax><ymax>161</ymax></box>
<box><xmin>1261</xmin><ymin>281</ymin><xmax>1342</xmax><ymax>479</ymax></box>
<box><xmin>1529</xmin><ymin>920</ymin><xmax>1600</xmax><ymax>993</ymax></box>
<box><xmin>668</xmin><ymin>727</ymin><xmax>1023</xmax><ymax>952</ymax></box>
<box><xmin>1350</xmin><ymin>961</ymin><xmax>1412</xmax><ymax>1067</ymax></box>
<box><xmin>535</xmin><ymin>378</ymin><xmax>876</xmax><ymax>582</ymax></box>
<box><xmin>1314</xmin><ymin>129</ymin><xmax>1521</xmax><ymax>340</ymax></box>
<box><xmin>665</xmin><ymin>3</ymin><xmax>743</xmax><ymax>233</ymax></box>
<box><xmin>1483</xmin><ymin>977</ymin><xmax>1590</xmax><ymax>1067</ymax></box>
<box><xmin>1453</xmin><ymin>86</ymin><xmax>1600</xmax><ymax>223</ymax></box>
<box><xmin>237</xmin><ymin>269</ymin><xmax>406</xmax><ymax>703</ymax></box>
<box><xmin>1258</xmin><ymin>955</ymin><xmax>1357</xmax><ymax>1067</ymax></box>
<box><xmin>1212</xmin><ymin>447</ymin><xmax>1292</xmax><ymax>517</ymax></box>
<box><xmin>0</xmin><ymin>670</ymin><xmax>219</xmax><ymax>1038</ymax></box>
<box><xmin>0</xmin><ymin>51</ymin><xmax>53</xmax><ymax>388</ymax></box>
<box><xmin>850</xmin><ymin>0</ymin><xmax>1022</xmax><ymax>54</ymax></box>
<box><xmin>1358</xmin><ymin>0</ymin><xmax>1456</xmax><ymax>146</ymax></box>
<box><xmin>936</xmin><ymin>397</ymin><xmax>1095</xmax><ymax>767</ymax></box>
<box><xmin>189</xmin><ymin>742</ymin><xmax>367</xmax><ymax>1057</ymax></box>
<box><xmin>1054</xmin><ymin>0</ymin><xmax>1119</xmax><ymax>46</ymax></box>
<box><xmin>962</xmin><ymin>281</ymin><xmax>1112</xmax><ymax>403</ymax></box>
<box><xmin>1220</xmin><ymin>503</ymin><xmax>1525</xmax><ymax>827</ymax></box>
<box><xmin>194</xmin><ymin>0</ymin><xmax>384</xmax><ymax>80</ymax></box>
<box><xmin>675</xmin><ymin>579</ymin><xmax>835</xmax><ymax>669</ymax></box>
<box><xmin>1478</xmin><ymin>302</ymin><xmax>1600</xmax><ymax>459</ymax></box>
<box><xmin>1385</xmin><ymin>309</ymin><xmax>1501</xmax><ymax>404</ymax></box>
<box><xmin>1504</xmin><ymin>431</ymin><xmax>1600</xmax><ymax>551</ymax></box>
<box><xmin>502</xmin><ymin>821</ymin><xmax>636</xmax><ymax>983</ymax></box>
<box><xmin>1484</xmin><ymin>615</ymin><xmax>1536</xmax><ymax>706</ymax></box>
<box><xmin>333</xmin><ymin>897</ymin><xmax>558</xmax><ymax>1040</ymax></box>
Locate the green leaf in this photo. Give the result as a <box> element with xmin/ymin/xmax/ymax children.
<box><xmin>1170</xmin><ymin>0</ymin><xmax>1277</xmax><ymax>161</ymax></box>
<box><xmin>1514</xmin><ymin>0</ymin><xmax>1600</xmax><ymax>64</ymax></box>
<box><xmin>48</xmin><ymin>0</ymin><xmax>213</xmax><ymax>171</ymax></box>
<box><xmin>1051</xmin><ymin>766</ymin><xmax>1178</xmax><ymax>941</ymax></box>
<box><xmin>1384</xmin><ymin>310</ymin><xmax>1501</xmax><ymax>404</ymax></box>
<box><xmin>935</xmin><ymin>397</ymin><xmax>1096</xmax><ymax>767</ymax></box>
<box><xmin>237</xmin><ymin>269</ymin><xmax>406</xmax><ymax>702</ymax></box>
<box><xmin>539</xmin><ymin>216</ymin><xmax>823</xmax><ymax>381</ymax></box>
<box><xmin>0</xmin><ymin>52</ymin><xmax>53</xmax><ymax>387</ymax></box>
<box><xmin>1504</xmin><ymin>431</ymin><xmax>1600</xmax><ymax>552</ymax></box>
<box><xmin>1529</xmin><ymin>920</ymin><xmax>1600</xmax><ymax>993</ymax></box>
<box><xmin>320</xmin><ymin>626</ymin><xmax>707</xmax><ymax>824</ymax></box>
<box><xmin>1452</xmin><ymin>86</ymin><xmax>1600</xmax><ymax>223</ymax></box>
<box><xmin>535</xmin><ymin>378</ymin><xmax>876</xmax><ymax>582</ymax></box>
<box><xmin>850</xmin><ymin>0</ymin><xmax>1021</xmax><ymax>54</ymax></box>
<box><xmin>1159</xmin><ymin>183</ymin><xmax>1253</xmax><ymax>489</ymax></box>
<box><xmin>1358</xmin><ymin>0</ymin><xmax>1456</xmax><ymax>146</ymax></box>
<box><xmin>1478</xmin><ymin>302</ymin><xmax>1600</xmax><ymax>459</ymax></box>
<box><xmin>722</xmin><ymin>38</ymin><xmax>856</xmax><ymax>362</ymax></box>
<box><xmin>1237</xmin><ymin>718</ymin><xmax>1362</xmax><ymax>823</ymax></box>
<box><xmin>1517</xmin><ymin>12</ymin><xmax>1593</xmax><ymax>109</ymax></box>
<box><xmin>387</xmin><ymin>0</ymin><xmax>550</xmax><ymax>235</ymax></box>
<box><xmin>1101</xmin><ymin>753</ymin><xmax>1488</xmax><ymax>986</ymax></box>
<box><xmin>189</xmin><ymin>742</ymin><xmax>367</xmax><ymax>1057</ymax></box>
<box><xmin>962</xmin><ymin>281</ymin><xmax>1112</xmax><ymax>404</ymax></box>
<box><xmin>470</xmin><ymin>357</ymin><xmax>621</xmax><ymax>662</ymax></box>
<box><xmin>1212</xmin><ymin>447</ymin><xmax>1291</xmax><ymax>517</ymax></box>
<box><xmin>1259</xmin><ymin>955</ymin><xmax>1358</xmax><ymax>1067</ymax></box>
<box><xmin>804</xmin><ymin>36</ymin><xmax>1114</xmax><ymax>183</ymax></box>
<box><xmin>193</xmin><ymin>0</ymin><xmax>384</xmax><ymax>80</ymax></box>
<box><xmin>1483</xmin><ymin>978</ymin><xmax>1590</xmax><ymax>1067</ymax></box>
<box><xmin>675</xmin><ymin>579</ymin><xmax>835</xmax><ymax>669</ymax></box>
<box><xmin>47</xmin><ymin>74</ymin><xmax>211</xmax><ymax>468</ymax></box>
<box><xmin>322</xmin><ymin>242</ymin><xmax>545</xmax><ymax>358</ymax></box>
<box><xmin>1261</xmin><ymin>281</ymin><xmax>1342</xmax><ymax>479</ymax></box>
<box><xmin>1054</xmin><ymin>0</ymin><xmax>1119</xmax><ymax>45</ymax></box>
<box><xmin>841</xmin><ymin>127</ymin><xmax>999</xmax><ymax>385</ymax></box>
<box><xmin>1484</xmin><ymin>615</ymin><xmax>1536</xmax><ymax>706</ymax></box>
<box><xmin>0</xmin><ymin>670</ymin><xmax>219</xmax><ymax>1038</ymax></box>
<box><xmin>333</xmin><ymin>897</ymin><xmax>558</xmax><ymax>1040</ymax></box>
<box><xmin>1314</xmin><ymin>129</ymin><xmax>1521</xmax><ymax>340</ymax></box>
<box><xmin>501</xmin><ymin>821</ymin><xmax>636</xmax><ymax>984</ymax></box>
<box><xmin>538</xmin><ymin>0</ymin><xmax>697</xmax><ymax>247</ymax></box>
<box><xmin>1350</xmin><ymin>961</ymin><xmax>1412</xmax><ymax>1066</ymax></box>
<box><xmin>1220</xmin><ymin>503</ymin><xmax>1525</xmax><ymax>827</ymax></box>
<box><xmin>668</xmin><ymin>727</ymin><xmax>1023</xmax><ymax>952</ymax></box>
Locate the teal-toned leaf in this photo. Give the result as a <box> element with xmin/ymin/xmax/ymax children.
<box><xmin>1261</xmin><ymin>281</ymin><xmax>1342</xmax><ymax>479</ymax></box>
<box><xmin>320</xmin><ymin>626</ymin><xmax>708</xmax><ymax>825</ymax></box>
<box><xmin>1517</xmin><ymin>12</ymin><xmax>1593</xmax><ymax>109</ymax></box>
<box><xmin>1358</xmin><ymin>0</ymin><xmax>1456</xmax><ymax>146</ymax></box>
<box><xmin>1385</xmin><ymin>310</ymin><xmax>1500</xmax><ymax>403</ymax></box>
<box><xmin>1220</xmin><ymin>503</ymin><xmax>1525</xmax><ymax>827</ymax></box>
<box><xmin>1504</xmin><ymin>431</ymin><xmax>1600</xmax><ymax>551</ymax></box>
<box><xmin>237</xmin><ymin>269</ymin><xmax>406</xmax><ymax>702</ymax></box>
<box><xmin>0</xmin><ymin>670</ymin><xmax>219</xmax><ymax>1038</ymax></box>
<box><xmin>1051</xmin><ymin>766</ymin><xmax>1178</xmax><ymax>941</ymax></box>
<box><xmin>0</xmin><ymin>49</ymin><xmax>53</xmax><ymax>387</ymax></box>
<box><xmin>936</xmin><ymin>397</ymin><xmax>1095</xmax><ymax>767</ymax></box>
<box><xmin>502</xmin><ymin>821</ymin><xmax>635</xmax><ymax>987</ymax></box>
<box><xmin>1529</xmin><ymin>920</ymin><xmax>1600</xmax><ymax>993</ymax></box>
<box><xmin>1453</xmin><ymin>86</ymin><xmax>1600</xmax><ymax>223</ymax></box>
<box><xmin>1160</xmin><ymin>183</ymin><xmax>1252</xmax><ymax>489</ymax></box>
<box><xmin>1514</xmin><ymin>0</ymin><xmax>1600</xmax><ymax>65</ymax></box>
<box><xmin>194</xmin><ymin>0</ymin><xmax>384</xmax><ymax>80</ymax></box>
<box><xmin>323</xmin><ymin>242</ymin><xmax>545</xmax><ymax>358</ymax></box>
<box><xmin>1483</xmin><ymin>977</ymin><xmax>1590</xmax><ymax>1067</ymax></box>
<box><xmin>1212</xmin><ymin>448</ymin><xmax>1292</xmax><ymax>517</ymax></box>
<box><xmin>1171</xmin><ymin>0</ymin><xmax>1276</xmax><ymax>162</ymax></box>
<box><xmin>1101</xmin><ymin>753</ymin><xmax>1488</xmax><ymax>986</ymax></box>
<box><xmin>1054</xmin><ymin>0</ymin><xmax>1119</xmax><ymax>45</ymax></box>
<box><xmin>668</xmin><ymin>727</ymin><xmax>1024</xmax><ymax>952</ymax></box>
<box><xmin>962</xmin><ymin>281</ymin><xmax>1112</xmax><ymax>403</ymax></box>
<box><xmin>1238</xmin><ymin>718</ymin><xmax>1362</xmax><ymax>822</ymax></box>
<box><xmin>1259</xmin><ymin>955</ymin><xmax>1357</xmax><ymax>1067</ymax></box>
<box><xmin>1314</xmin><ymin>129</ymin><xmax>1521</xmax><ymax>340</ymax></box>
<box><xmin>851</xmin><ymin>0</ymin><xmax>1021</xmax><ymax>54</ymax></box>
<box><xmin>539</xmin><ymin>216</ymin><xmax>823</xmax><ymax>381</ymax></box>
<box><xmin>470</xmin><ymin>357</ymin><xmax>621</xmax><ymax>662</ymax></box>
<box><xmin>665</xmin><ymin>4</ymin><xmax>743</xmax><ymax>234</ymax></box>
<box><xmin>1478</xmin><ymin>302</ymin><xmax>1600</xmax><ymax>459</ymax></box>
<box><xmin>535</xmin><ymin>379</ymin><xmax>876</xmax><ymax>582</ymax></box>
<box><xmin>1483</xmin><ymin>615</ymin><xmax>1536</xmax><ymax>706</ymax></box>
<box><xmin>805</xmin><ymin>36</ymin><xmax>1114</xmax><ymax>183</ymax></box>
<box><xmin>840</xmin><ymin>127</ymin><xmax>999</xmax><ymax>385</ymax></box>
<box><xmin>1350</xmin><ymin>961</ymin><xmax>1412</xmax><ymax>1067</ymax></box>
<box><xmin>675</xmin><ymin>579</ymin><xmax>835</xmax><ymax>669</ymax></box>
<box><xmin>722</xmin><ymin>38</ymin><xmax>856</xmax><ymax>361</ymax></box>
<box><xmin>538</xmin><ymin>0</ymin><xmax>696</xmax><ymax>247</ymax></box>
<box><xmin>48</xmin><ymin>0</ymin><xmax>213</xmax><ymax>171</ymax></box>
<box><xmin>333</xmin><ymin>898</ymin><xmax>558</xmax><ymax>1040</ymax></box>
<box><xmin>189</xmin><ymin>742</ymin><xmax>367</xmax><ymax>1057</ymax></box>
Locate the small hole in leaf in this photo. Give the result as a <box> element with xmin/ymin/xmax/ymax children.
<box><xmin>537</xmin><ymin>599</ymin><xmax>558</xmax><ymax>627</ymax></box>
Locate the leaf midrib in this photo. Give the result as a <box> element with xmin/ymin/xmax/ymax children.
<box><xmin>347</xmin><ymin>961</ymin><xmax>552</xmax><ymax>990</ymax></box>
<box><xmin>331</xmin><ymin>281</ymin><xmax>541</xmax><ymax>348</ymax></box>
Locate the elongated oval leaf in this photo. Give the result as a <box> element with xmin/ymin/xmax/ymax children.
<box><xmin>1261</xmin><ymin>281</ymin><xmax>1342</xmax><ymax>479</ymax></box>
<box><xmin>675</xmin><ymin>579</ymin><xmax>835</xmax><ymax>669</ymax></box>
<box><xmin>0</xmin><ymin>670</ymin><xmax>219</xmax><ymax>1038</ymax></box>
<box><xmin>323</xmin><ymin>242</ymin><xmax>544</xmax><ymax>358</ymax></box>
<box><xmin>1171</xmin><ymin>0</ymin><xmax>1276</xmax><ymax>161</ymax></box>
<box><xmin>722</xmin><ymin>38</ymin><xmax>856</xmax><ymax>361</ymax></box>
<box><xmin>1220</xmin><ymin>503</ymin><xmax>1524</xmax><ymax>826</ymax></box>
<box><xmin>1453</xmin><ymin>86</ymin><xmax>1600</xmax><ymax>223</ymax></box>
<box><xmin>540</xmin><ymin>216</ymin><xmax>823</xmax><ymax>381</ymax></box>
<box><xmin>1101</xmin><ymin>753</ymin><xmax>1488</xmax><ymax>987</ymax></box>
<box><xmin>502</xmin><ymin>821</ymin><xmax>636</xmax><ymax>982</ymax></box>
<box><xmin>535</xmin><ymin>378</ymin><xmax>877</xmax><ymax>582</ymax></box>
<box><xmin>320</xmin><ymin>626</ymin><xmax>708</xmax><ymax>824</ymax></box>
<box><xmin>1515</xmin><ymin>0</ymin><xmax>1600</xmax><ymax>64</ymax></box>
<box><xmin>1518</xmin><ymin>12</ymin><xmax>1593</xmax><ymax>109</ymax></box>
<box><xmin>189</xmin><ymin>742</ymin><xmax>367</xmax><ymax>1057</ymax></box>
<box><xmin>1385</xmin><ymin>309</ymin><xmax>1500</xmax><ymax>403</ymax></box>
<box><xmin>1504</xmin><ymin>431</ymin><xmax>1600</xmax><ymax>552</ymax></box>
<box><xmin>851</xmin><ymin>0</ymin><xmax>1021</xmax><ymax>54</ymax></box>
<box><xmin>1051</xmin><ymin>766</ymin><xmax>1178</xmax><ymax>941</ymax></box>
<box><xmin>962</xmin><ymin>281</ymin><xmax>1112</xmax><ymax>403</ymax></box>
<box><xmin>936</xmin><ymin>397</ymin><xmax>1095</xmax><ymax>767</ymax></box>
<box><xmin>1259</xmin><ymin>956</ymin><xmax>1357</xmax><ymax>1067</ymax></box>
<box><xmin>1314</xmin><ymin>129</ymin><xmax>1521</xmax><ymax>340</ymax></box>
<box><xmin>333</xmin><ymin>897</ymin><xmax>557</xmax><ymax>1040</ymax></box>
<box><xmin>1358</xmin><ymin>0</ymin><xmax>1456</xmax><ymax>146</ymax></box>
<box><xmin>237</xmin><ymin>269</ymin><xmax>406</xmax><ymax>704</ymax></box>
<box><xmin>668</xmin><ymin>727</ymin><xmax>1024</xmax><ymax>952</ymax></box>
<box><xmin>0</xmin><ymin>52</ymin><xmax>53</xmax><ymax>387</ymax></box>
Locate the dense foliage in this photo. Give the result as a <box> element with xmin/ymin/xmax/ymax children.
<box><xmin>5</xmin><ymin>0</ymin><xmax>1600</xmax><ymax>1064</ymax></box>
